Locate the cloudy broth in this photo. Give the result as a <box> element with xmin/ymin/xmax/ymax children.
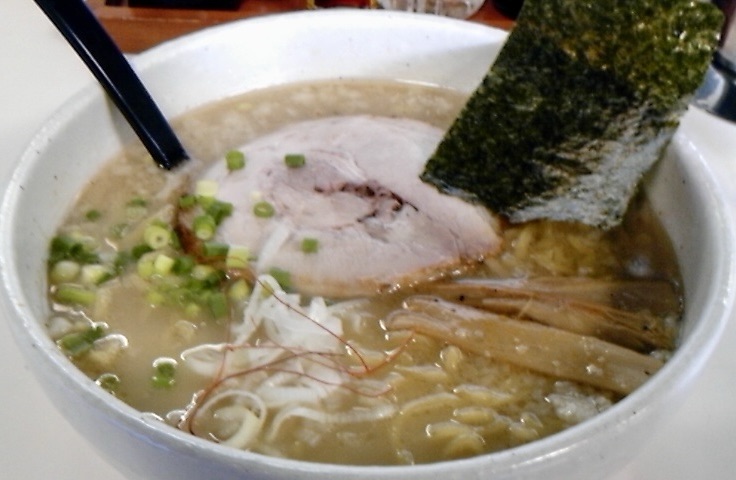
<box><xmin>46</xmin><ymin>79</ymin><xmax>682</xmax><ymax>465</ymax></box>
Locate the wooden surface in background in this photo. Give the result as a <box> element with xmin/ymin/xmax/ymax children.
<box><xmin>89</xmin><ymin>0</ymin><xmax>515</xmax><ymax>52</ymax></box>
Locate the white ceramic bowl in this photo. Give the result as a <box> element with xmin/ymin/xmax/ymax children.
<box><xmin>1</xmin><ymin>10</ymin><xmax>734</xmax><ymax>480</ymax></box>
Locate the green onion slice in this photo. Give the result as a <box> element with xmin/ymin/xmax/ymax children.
<box><xmin>193</xmin><ymin>215</ymin><xmax>217</xmax><ymax>240</ymax></box>
<box><xmin>253</xmin><ymin>201</ymin><xmax>275</xmax><ymax>218</ymax></box>
<box><xmin>269</xmin><ymin>267</ymin><xmax>291</xmax><ymax>290</ymax></box>
<box><xmin>151</xmin><ymin>358</ymin><xmax>177</xmax><ymax>389</ymax></box>
<box><xmin>225</xmin><ymin>150</ymin><xmax>246</xmax><ymax>171</ymax></box>
<box><xmin>143</xmin><ymin>224</ymin><xmax>172</xmax><ymax>250</ymax></box>
<box><xmin>195</xmin><ymin>180</ymin><xmax>219</xmax><ymax>199</ymax></box>
<box><xmin>58</xmin><ymin>325</ymin><xmax>105</xmax><ymax>357</ymax></box>
<box><xmin>85</xmin><ymin>209</ymin><xmax>102</xmax><ymax>221</ymax></box>
<box><xmin>301</xmin><ymin>237</ymin><xmax>319</xmax><ymax>254</ymax></box>
<box><xmin>284</xmin><ymin>153</ymin><xmax>306</xmax><ymax>168</ymax></box>
<box><xmin>54</xmin><ymin>284</ymin><xmax>97</xmax><ymax>306</ymax></box>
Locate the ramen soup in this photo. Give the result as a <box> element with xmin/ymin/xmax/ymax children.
<box><xmin>46</xmin><ymin>80</ymin><xmax>682</xmax><ymax>465</ymax></box>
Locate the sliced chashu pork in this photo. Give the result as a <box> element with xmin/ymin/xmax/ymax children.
<box><xmin>189</xmin><ymin>115</ymin><xmax>502</xmax><ymax>297</ymax></box>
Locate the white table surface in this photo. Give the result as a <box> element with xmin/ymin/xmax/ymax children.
<box><xmin>2</xmin><ymin>1</ymin><xmax>736</xmax><ymax>478</ymax></box>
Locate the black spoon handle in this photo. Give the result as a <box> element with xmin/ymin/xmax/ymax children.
<box><xmin>33</xmin><ymin>0</ymin><xmax>189</xmax><ymax>170</ymax></box>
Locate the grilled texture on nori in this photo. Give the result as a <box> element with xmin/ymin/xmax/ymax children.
<box><xmin>421</xmin><ymin>0</ymin><xmax>722</xmax><ymax>229</ymax></box>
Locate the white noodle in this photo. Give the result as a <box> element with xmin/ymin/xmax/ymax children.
<box><xmin>219</xmin><ymin>408</ymin><xmax>263</xmax><ymax>449</ymax></box>
<box><xmin>181</xmin><ymin>343</ymin><xmax>227</xmax><ymax>377</ymax></box>
<box><xmin>183</xmin><ymin>274</ymin><xmax>406</xmax><ymax>454</ymax></box>
<box><xmin>197</xmin><ymin>390</ymin><xmax>267</xmax><ymax>449</ymax></box>
<box><xmin>266</xmin><ymin>404</ymin><xmax>397</xmax><ymax>442</ymax></box>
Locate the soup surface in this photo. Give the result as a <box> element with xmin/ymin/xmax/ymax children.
<box><xmin>46</xmin><ymin>80</ymin><xmax>682</xmax><ymax>465</ymax></box>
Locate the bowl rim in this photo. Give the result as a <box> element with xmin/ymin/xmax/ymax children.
<box><xmin>1</xmin><ymin>8</ymin><xmax>735</xmax><ymax>478</ymax></box>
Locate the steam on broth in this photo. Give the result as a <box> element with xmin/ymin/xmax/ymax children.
<box><xmin>46</xmin><ymin>80</ymin><xmax>682</xmax><ymax>465</ymax></box>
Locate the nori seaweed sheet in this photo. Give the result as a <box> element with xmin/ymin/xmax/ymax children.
<box><xmin>421</xmin><ymin>0</ymin><xmax>722</xmax><ymax>229</ymax></box>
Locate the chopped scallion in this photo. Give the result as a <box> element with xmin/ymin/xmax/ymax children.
<box><xmin>85</xmin><ymin>209</ymin><xmax>102</xmax><ymax>221</ymax></box>
<box><xmin>137</xmin><ymin>254</ymin><xmax>156</xmax><ymax>279</ymax></box>
<box><xmin>202</xmin><ymin>242</ymin><xmax>229</xmax><ymax>259</ymax></box>
<box><xmin>301</xmin><ymin>237</ymin><xmax>319</xmax><ymax>254</ymax></box>
<box><xmin>178</xmin><ymin>194</ymin><xmax>197</xmax><ymax>209</ymax></box>
<box><xmin>126</xmin><ymin>198</ymin><xmax>148</xmax><ymax>221</ymax></box>
<box><xmin>172</xmin><ymin>255</ymin><xmax>195</xmax><ymax>275</ymax></box>
<box><xmin>197</xmin><ymin>195</ymin><xmax>215</xmax><ymax>209</ymax></box>
<box><xmin>184</xmin><ymin>303</ymin><xmax>202</xmax><ymax>318</ymax></box>
<box><xmin>143</xmin><ymin>224</ymin><xmax>172</xmax><ymax>250</ymax></box>
<box><xmin>284</xmin><ymin>153</ymin><xmax>306</xmax><ymax>168</ymax></box>
<box><xmin>80</xmin><ymin>264</ymin><xmax>113</xmax><ymax>286</ymax></box>
<box><xmin>226</xmin><ymin>245</ymin><xmax>250</xmax><ymax>269</ymax></box>
<box><xmin>50</xmin><ymin>260</ymin><xmax>80</xmax><ymax>284</ymax></box>
<box><xmin>268</xmin><ymin>267</ymin><xmax>291</xmax><ymax>290</ymax></box>
<box><xmin>49</xmin><ymin>235</ymin><xmax>100</xmax><ymax>265</ymax></box>
<box><xmin>201</xmin><ymin>269</ymin><xmax>227</xmax><ymax>288</ymax></box>
<box><xmin>191</xmin><ymin>264</ymin><xmax>216</xmax><ymax>281</ymax></box>
<box><xmin>225</xmin><ymin>150</ymin><xmax>246</xmax><ymax>171</ymax></box>
<box><xmin>127</xmin><ymin>197</ymin><xmax>147</xmax><ymax>208</ymax></box>
<box><xmin>153</xmin><ymin>254</ymin><xmax>176</xmax><ymax>275</ymax></box>
<box><xmin>131</xmin><ymin>243</ymin><xmax>154</xmax><ymax>260</ymax></box>
<box><xmin>58</xmin><ymin>325</ymin><xmax>105</xmax><ymax>357</ymax></box>
<box><xmin>207</xmin><ymin>291</ymin><xmax>229</xmax><ymax>318</ymax></box>
<box><xmin>193</xmin><ymin>215</ymin><xmax>217</xmax><ymax>240</ymax></box>
<box><xmin>54</xmin><ymin>284</ymin><xmax>96</xmax><ymax>306</ymax></box>
<box><xmin>195</xmin><ymin>179</ymin><xmax>219</xmax><ymax>199</ymax></box>
<box><xmin>151</xmin><ymin>358</ymin><xmax>177</xmax><ymax>389</ymax></box>
<box><xmin>96</xmin><ymin>373</ymin><xmax>121</xmax><ymax>393</ymax></box>
<box><xmin>146</xmin><ymin>289</ymin><xmax>166</xmax><ymax>306</ymax></box>
<box><xmin>228</xmin><ymin>279</ymin><xmax>250</xmax><ymax>302</ymax></box>
<box><xmin>253</xmin><ymin>201</ymin><xmax>275</xmax><ymax>218</ymax></box>
<box><xmin>205</xmin><ymin>200</ymin><xmax>233</xmax><ymax>225</ymax></box>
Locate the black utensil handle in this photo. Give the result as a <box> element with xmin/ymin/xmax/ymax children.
<box><xmin>33</xmin><ymin>0</ymin><xmax>188</xmax><ymax>170</ymax></box>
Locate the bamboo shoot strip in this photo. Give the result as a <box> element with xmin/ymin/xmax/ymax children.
<box><xmin>472</xmin><ymin>297</ymin><xmax>675</xmax><ymax>352</ymax></box>
<box><xmin>426</xmin><ymin>277</ymin><xmax>681</xmax><ymax>315</ymax></box>
<box><xmin>385</xmin><ymin>296</ymin><xmax>664</xmax><ymax>395</ymax></box>
<box><xmin>421</xmin><ymin>0</ymin><xmax>722</xmax><ymax>229</ymax></box>
<box><xmin>425</xmin><ymin>278</ymin><xmax>680</xmax><ymax>351</ymax></box>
